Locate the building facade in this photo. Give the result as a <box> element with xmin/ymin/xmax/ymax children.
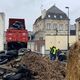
<box><xmin>33</xmin><ymin>5</ymin><xmax>77</xmax><ymax>54</ymax></box>
<box><xmin>27</xmin><ymin>31</ymin><xmax>35</xmax><ymax>51</ymax></box>
<box><xmin>76</xmin><ymin>17</ymin><xmax>80</xmax><ymax>41</ymax></box>
<box><xmin>0</xmin><ymin>13</ymin><xmax>5</xmax><ymax>51</ymax></box>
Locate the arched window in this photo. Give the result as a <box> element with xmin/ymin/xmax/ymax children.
<box><xmin>59</xmin><ymin>24</ymin><xmax>63</xmax><ymax>30</ymax></box>
<box><xmin>47</xmin><ymin>23</ymin><xmax>51</xmax><ymax>29</ymax></box>
<box><xmin>60</xmin><ymin>15</ymin><xmax>63</xmax><ymax>19</ymax></box>
<box><xmin>54</xmin><ymin>15</ymin><xmax>57</xmax><ymax>18</ymax></box>
<box><xmin>48</xmin><ymin>15</ymin><xmax>51</xmax><ymax>18</ymax></box>
<box><xmin>53</xmin><ymin>23</ymin><xmax>57</xmax><ymax>30</ymax></box>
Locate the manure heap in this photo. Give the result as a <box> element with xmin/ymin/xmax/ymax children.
<box><xmin>21</xmin><ymin>52</ymin><xmax>66</xmax><ymax>80</ymax></box>
<box><xmin>67</xmin><ymin>42</ymin><xmax>80</xmax><ymax>80</ymax></box>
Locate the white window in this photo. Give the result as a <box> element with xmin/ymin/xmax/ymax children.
<box><xmin>60</xmin><ymin>15</ymin><xmax>63</xmax><ymax>19</ymax></box>
<box><xmin>47</xmin><ymin>23</ymin><xmax>51</xmax><ymax>29</ymax></box>
<box><xmin>59</xmin><ymin>24</ymin><xmax>63</xmax><ymax>30</ymax></box>
<box><xmin>53</xmin><ymin>23</ymin><xmax>57</xmax><ymax>30</ymax></box>
<box><xmin>48</xmin><ymin>15</ymin><xmax>51</xmax><ymax>18</ymax></box>
<box><xmin>54</xmin><ymin>15</ymin><xmax>56</xmax><ymax>18</ymax></box>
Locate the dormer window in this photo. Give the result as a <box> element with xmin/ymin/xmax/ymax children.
<box><xmin>48</xmin><ymin>15</ymin><xmax>51</xmax><ymax>18</ymax></box>
<box><xmin>54</xmin><ymin>15</ymin><xmax>56</xmax><ymax>18</ymax></box>
<box><xmin>60</xmin><ymin>15</ymin><xmax>63</xmax><ymax>19</ymax></box>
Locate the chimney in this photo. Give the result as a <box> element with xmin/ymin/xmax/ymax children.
<box><xmin>41</xmin><ymin>9</ymin><xmax>46</xmax><ymax>19</ymax></box>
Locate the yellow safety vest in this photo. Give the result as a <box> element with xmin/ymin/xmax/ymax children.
<box><xmin>50</xmin><ymin>47</ymin><xmax>54</xmax><ymax>53</ymax></box>
<box><xmin>53</xmin><ymin>48</ymin><xmax>57</xmax><ymax>54</ymax></box>
<box><xmin>50</xmin><ymin>47</ymin><xmax>57</xmax><ymax>54</ymax></box>
<box><xmin>50</xmin><ymin>48</ymin><xmax>58</xmax><ymax>54</ymax></box>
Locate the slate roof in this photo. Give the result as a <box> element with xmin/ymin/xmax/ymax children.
<box><xmin>47</xmin><ymin>5</ymin><xmax>65</xmax><ymax>14</ymax></box>
<box><xmin>34</xmin><ymin>5</ymin><xmax>69</xmax><ymax>24</ymax></box>
<box><xmin>75</xmin><ymin>17</ymin><xmax>80</xmax><ymax>22</ymax></box>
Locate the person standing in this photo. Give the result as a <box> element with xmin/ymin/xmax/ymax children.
<box><xmin>57</xmin><ymin>50</ymin><xmax>66</xmax><ymax>61</ymax></box>
<box><xmin>50</xmin><ymin>46</ymin><xmax>57</xmax><ymax>61</ymax></box>
<box><xmin>57</xmin><ymin>49</ymin><xmax>62</xmax><ymax>58</ymax></box>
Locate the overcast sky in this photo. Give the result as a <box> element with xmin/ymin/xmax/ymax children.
<box><xmin>0</xmin><ymin>0</ymin><xmax>80</xmax><ymax>31</ymax></box>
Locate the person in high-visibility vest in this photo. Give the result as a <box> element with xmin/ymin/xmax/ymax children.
<box><xmin>57</xmin><ymin>50</ymin><xmax>67</xmax><ymax>61</ymax></box>
<box><xmin>57</xmin><ymin>49</ymin><xmax>62</xmax><ymax>57</ymax></box>
<box><xmin>50</xmin><ymin>46</ymin><xmax>58</xmax><ymax>60</ymax></box>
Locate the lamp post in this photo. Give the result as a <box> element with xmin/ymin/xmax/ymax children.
<box><xmin>65</xmin><ymin>7</ymin><xmax>69</xmax><ymax>50</ymax></box>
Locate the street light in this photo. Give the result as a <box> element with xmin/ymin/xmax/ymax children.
<box><xmin>65</xmin><ymin>7</ymin><xmax>69</xmax><ymax>50</ymax></box>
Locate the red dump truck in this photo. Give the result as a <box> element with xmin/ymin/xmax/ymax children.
<box><xmin>6</xmin><ymin>18</ymin><xmax>28</xmax><ymax>50</ymax></box>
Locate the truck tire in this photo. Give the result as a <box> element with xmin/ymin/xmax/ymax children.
<box><xmin>0</xmin><ymin>58</ymin><xmax>8</xmax><ymax>65</ymax></box>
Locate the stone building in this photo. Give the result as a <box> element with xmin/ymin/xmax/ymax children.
<box><xmin>75</xmin><ymin>17</ymin><xmax>80</xmax><ymax>41</ymax></box>
<box><xmin>0</xmin><ymin>13</ymin><xmax>5</xmax><ymax>51</ymax></box>
<box><xmin>33</xmin><ymin>5</ymin><xmax>77</xmax><ymax>54</ymax></box>
<box><xmin>27</xmin><ymin>31</ymin><xmax>35</xmax><ymax>51</ymax></box>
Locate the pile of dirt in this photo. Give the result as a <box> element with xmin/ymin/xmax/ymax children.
<box><xmin>20</xmin><ymin>52</ymin><xmax>66</xmax><ymax>80</ymax></box>
<box><xmin>67</xmin><ymin>42</ymin><xmax>80</xmax><ymax>80</ymax></box>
